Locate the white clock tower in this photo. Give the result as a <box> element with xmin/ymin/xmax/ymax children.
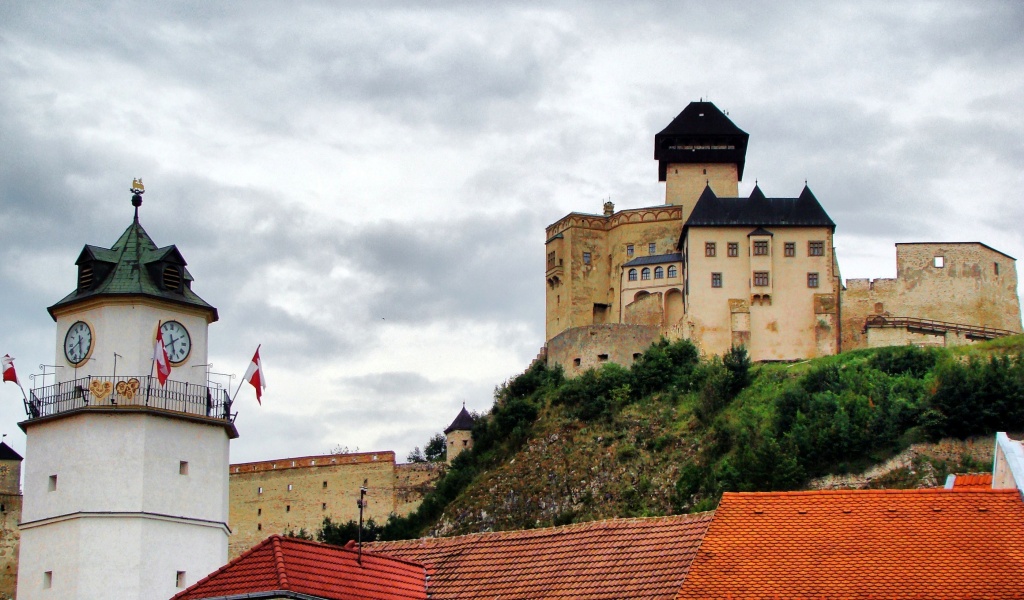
<box><xmin>17</xmin><ymin>182</ymin><xmax>238</xmax><ymax>600</ymax></box>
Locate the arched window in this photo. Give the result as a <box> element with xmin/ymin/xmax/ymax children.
<box><xmin>628</xmin><ymin>268</ymin><xmax>637</xmax><ymax>281</ymax></box>
<box><xmin>667</xmin><ymin>265</ymin><xmax>678</xmax><ymax>277</ymax></box>
<box><xmin>654</xmin><ymin>267</ymin><xmax>664</xmax><ymax>279</ymax></box>
<box><xmin>641</xmin><ymin>268</ymin><xmax>651</xmax><ymax>280</ymax></box>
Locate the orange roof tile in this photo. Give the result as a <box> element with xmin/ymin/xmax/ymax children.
<box><xmin>952</xmin><ymin>472</ymin><xmax>994</xmax><ymax>490</ymax></box>
<box><xmin>172</xmin><ymin>535</ymin><xmax>428</xmax><ymax>600</ymax></box>
<box><xmin>677</xmin><ymin>489</ymin><xmax>1024</xmax><ymax>600</ymax></box>
<box><xmin>369</xmin><ymin>514</ymin><xmax>713</xmax><ymax>599</ymax></box>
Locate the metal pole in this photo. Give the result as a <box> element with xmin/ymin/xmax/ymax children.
<box><xmin>357</xmin><ymin>480</ymin><xmax>367</xmax><ymax>564</ymax></box>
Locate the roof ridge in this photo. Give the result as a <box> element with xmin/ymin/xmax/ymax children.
<box><xmin>271</xmin><ymin>535</ymin><xmax>289</xmax><ymax>590</ymax></box>
<box><xmin>374</xmin><ymin>512</ymin><xmax>714</xmax><ymax>547</ymax></box>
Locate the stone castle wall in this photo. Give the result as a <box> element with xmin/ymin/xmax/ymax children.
<box><xmin>228</xmin><ymin>451</ymin><xmax>442</xmax><ymax>559</ymax></box>
<box><xmin>841</xmin><ymin>243</ymin><xmax>1022</xmax><ymax>350</ymax></box>
<box><xmin>546</xmin><ymin>324</ymin><xmax>661</xmax><ymax>375</ymax></box>
<box><xmin>0</xmin><ymin>495</ymin><xmax>20</xmax><ymax>600</ymax></box>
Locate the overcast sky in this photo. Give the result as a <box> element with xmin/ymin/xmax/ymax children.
<box><xmin>1</xmin><ymin>2</ymin><xmax>1021</xmax><ymax>465</ymax></box>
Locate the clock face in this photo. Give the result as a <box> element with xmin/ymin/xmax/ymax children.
<box><xmin>64</xmin><ymin>321</ymin><xmax>93</xmax><ymax>365</ymax></box>
<box><xmin>160</xmin><ymin>320</ymin><xmax>192</xmax><ymax>365</ymax></box>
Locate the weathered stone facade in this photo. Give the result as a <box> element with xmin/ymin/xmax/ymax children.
<box><xmin>0</xmin><ymin>445</ymin><xmax>22</xmax><ymax>600</ymax></box>
<box><xmin>546</xmin><ymin>324</ymin><xmax>662</xmax><ymax>376</ymax></box>
<box><xmin>841</xmin><ymin>243</ymin><xmax>1022</xmax><ymax>350</ymax></box>
<box><xmin>228</xmin><ymin>451</ymin><xmax>442</xmax><ymax>559</ymax></box>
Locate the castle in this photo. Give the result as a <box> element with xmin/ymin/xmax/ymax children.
<box><xmin>544</xmin><ymin>102</ymin><xmax>1022</xmax><ymax>371</ymax></box>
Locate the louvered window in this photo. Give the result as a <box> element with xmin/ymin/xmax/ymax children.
<box><xmin>163</xmin><ymin>266</ymin><xmax>182</xmax><ymax>291</ymax></box>
<box><xmin>78</xmin><ymin>265</ymin><xmax>94</xmax><ymax>291</ymax></box>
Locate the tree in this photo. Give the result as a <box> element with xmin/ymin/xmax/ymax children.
<box><xmin>406</xmin><ymin>446</ymin><xmax>426</xmax><ymax>463</ymax></box>
<box><xmin>424</xmin><ymin>433</ymin><xmax>447</xmax><ymax>462</ymax></box>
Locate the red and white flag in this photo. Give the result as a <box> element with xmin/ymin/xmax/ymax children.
<box><xmin>2</xmin><ymin>355</ymin><xmax>20</xmax><ymax>387</ymax></box>
<box><xmin>242</xmin><ymin>346</ymin><xmax>265</xmax><ymax>404</ymax></box>
<box><xmin>153</xmin><ymin>323</ymin><xmax>172</xmax><ymax>386</ymax></box>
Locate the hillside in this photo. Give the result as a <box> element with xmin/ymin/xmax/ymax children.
<box><xmin>327</xmin><ymin>336</ymin><xmax>1024</xmax><ymax>543</ymax></box>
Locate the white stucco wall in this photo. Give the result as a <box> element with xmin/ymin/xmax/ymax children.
<box><xmin>52</xmin><ymin>299</ymin><xmax>210</xmax><ymax>387</ymax></box>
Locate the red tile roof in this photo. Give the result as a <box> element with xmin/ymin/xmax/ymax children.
<box><xmin>677</xmin><ymin>489</ymin><xmax>1024</xmax><ymax>600</ymax></box>
<box><xmin>952</xmin><ymin>472</ymin><xmax>994</xmax><ymax>489</ymax></box>
<box><xmin>172</xmin><ymin>535</ymin><xmax>428</xmax><ymax>600</ymax></box>
<box><xmin>369</xmin><ymin>514</ymin><xmax>713</xmax><ymax>599</ymax></box>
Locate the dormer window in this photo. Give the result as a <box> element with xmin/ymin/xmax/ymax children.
<box><xmin>162</xmin><ymin>265</ymin><xmax>182</xmax><ymax>291</ymax></box>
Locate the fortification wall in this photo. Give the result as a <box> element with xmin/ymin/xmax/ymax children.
<box><xmin>0</xmin><ymin>495</ymin><xmax>20</xmax><ymax>600</ymax></box>
<box><xmin>841</xmin><ymin>243</ymin><xmax>1022</xmax><ymax>351</ymax></box>
<box><xmin>547</xmin><ymin>324</ymin><xmax>661</xmax><ymax>376</ymax></box>
<box><xmin>228</xmin><ymin>451</ymin><xmax>441</xmax><ymax>559</ymax></box>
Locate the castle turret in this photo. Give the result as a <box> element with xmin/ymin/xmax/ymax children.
<box><xmin>17</xmin><ymin>182</ymin><xmax>237</xmax><ymax>600</ymax></box>
<box><xmin>443</xmin><ymin>406</ymin><xmax>475</xmax><ymax>464</ymax></box>
<box><xmin>654</xmin><ymin>101</ymin><xmax>748</xmax><ymax>219</ymax></box>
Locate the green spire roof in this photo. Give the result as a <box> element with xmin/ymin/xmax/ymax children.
<box><xmin>48</xmin><ymin>217</ymin><xmax>218</xmax><ymax>321</ymax></box>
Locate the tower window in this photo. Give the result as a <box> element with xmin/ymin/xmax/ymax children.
<box><xmin>626</xmin><ymin>244</ymin><xmax>634</xmax><ymax>257</ymax></box>
<box><xmin>711</xmin><ymin>273</ymin><xmax>722</xmax><ymax>288</ymax></box>
<box><xmin>654</xmin><ymin>267</ymin><xmax>664</xmax><ymax>279</ymax></box>
<box><xmin>179</xmin><ymin>461</ymin><xmax>189</xmax><ymax>475</ymax></box>
<box><xmin>667</xmin><ymin>265</ymin><xmax>678</xmax><ymax>278</ymax></box>
<box><xmin>43</xmin><ymin>571</ymin><xmax>53</xmax><ymax>589</ymax></box>
<box><xmin>258</xmin><ymin>508</ymin><xmax>262</xmax><ymax>516</ymax></box>
<box><xmin>162</xmin><ymin>265</ymin><xmax>182</xmax><ymax>291</ymax></box>
<box><xmin>323</xmin><ymin>481</ymin><xmax>328</xmax><ymax>489</ymax></box>
<box><xmin>257</xmin><ymin>523</ymin><xmax>262</xmax><ymax>531</ymax></box>
<box><xmin>728</xmin><ymin>242</ymin><xmax>738</xmax><ymax>257</ymax></box>
<box><xmin>258</xmin><ymin>487</ymin><xmax>263</xmax><ymax>495</ymax></box>
<box><xmin>784</xmin><ymin>242</ymin><xmax>796</xmax><ymax>257</ymax></box>
<box><xmin>287</xmin><ymin>484</ymin><xmax>293</xmax><ymax>491</ymax></box>
<box><xmin>176</xmin><ymin>571</ymin><xmax>186</xmax><ymax>588</ymax></box>
<box><xmin>934</xmin><ymin>256</ymin><xmax>944</xmax><ymax>268</ymax></box>
<box><xmin>628</xmin><ymin>268</ymin><xmax>637</xmax><ymax>281</ymax></box>
<box><xmin>995</xmin><ymin>262</ymin><xmax>1000</xmax><ymax>275</ymax></box>
<box><xmin>705</xmin><ymin>242</ymin><xmax>717</xmax><ymax>257</ymax></box>
<box><xmin>286</xmin><ymin>505</ymin><xmax>291</xmax><ymax>512</ymax></box>
<box><xmin>754</xmin><ymin>271</ymin><xmax>770</xmax><ymax>287</ymax></box>
<box><xmin>808</xmin><ymin>241</ymin><xmax>824</xmax><ymax>256</ymax></box>
<box><xmin>753</xmin><ymin>241</ymin><xmax>769</xmax><ymax>256</ymax></box>
<box><xmin>641</xmin><ymin>268</ymin><xmax>651</xmax><ymax>280</ymax></box>
<box><xmin>808</xmin><ymin>272</ymin><xmax>820</xmax><ymax>288</ymax></box>
<box><xmin>48</xmin><ymin>475</ymin><xmax>57</xmax><ymax>492</ymax></box>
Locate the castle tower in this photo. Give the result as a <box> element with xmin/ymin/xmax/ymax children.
<box><xmin>443</xmin><ymin>406</ymin><xmax>475</xmax><ymax>464</ymax></box>
<box><xmin>16</xmin><ymin>183</ymin><xmax>238</xmax><ymax>600</ymax></box>
<box><xmin>654</xmin><ymin>101</ymin><xmax>748</xmax><ymax>220</ymax></box>
<box><xmin>0</xmin><ymin>442</ymin><xmax>23</xmax><ymax>598</ymax></box>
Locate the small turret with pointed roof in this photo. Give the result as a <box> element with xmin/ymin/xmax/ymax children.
<box><xmin>444</xmin><ymin>405</ymin><xmax>475</xmax><ymax>464</ymax></box>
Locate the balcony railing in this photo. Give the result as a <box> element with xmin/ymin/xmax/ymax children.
<box><xmin>25</xmin><ymin>375</ymin><xmax>236</xmax><ymax>423</ymax></box>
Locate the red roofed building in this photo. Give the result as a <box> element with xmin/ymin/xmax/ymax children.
<box><xmin>370</xmin><ymin>513</ymin><xmax>713</xmax><ymax>599</ymax></box>
<box><xmin>946</xmin><ymin>472</ymin><xmax>994</xmax><ymax>490</ymax></box>
<box><xmin>172</xmin><ymin>535</ymin><xmax>428</xmax><ymax>600</ymax></box>
<box><xmin>676</xmin><ymin>488</ymin><xmax>1024</xmax><ymax>600</ymax></box>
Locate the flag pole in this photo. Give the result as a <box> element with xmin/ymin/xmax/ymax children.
<box><xmin>231</xmin><ymin>344</ymin><xmax>260</xmax><ymax>402</ymax></box>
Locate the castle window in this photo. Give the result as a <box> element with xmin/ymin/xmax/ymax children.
<box><xmin>728</xmin><ymin>242</ymin><xmax>739</xmax><ymax>257</ymax></box>
<box><xmin>808</xmin><ymin>272</ymin><xmax>819</xmax><ymax>288</ymax></box>
<box><xmin>641</xmin><ymin>268</ymin><xmax>651</xmax><ymax>280</ymax></box>
<box><xmin>287</xmin><ymin>484</ymin><xmax>293</xmax><ymax>491</ymax></box>
<box><xmin>573</xmin><ymin>358</ymin><xmax>581</xmax><ymax>367</ymax></box>
<box><xmin>808</xmin><ymin>241</ymin><xmax>824</xmax><ymax>256</ymax></box>
<box><xmin>705</xmin><ymin>242</ymin><xmax>716</xmax><ymax>257</ymax></box>
<box><xmin>258</xmin><ymin>487</ymin><xmax>263</xmax><ymax>495</ymax></box>
<box><xmin>649</xmin><ymin>243</ymin><xmax>656</xmax><ymax>254</ymax></box>
<box><xmin>179</xmin><ymin>461</ymin><xmax>189</xmax><ymax>475</ymax></box>
<box><xmin>784</xmin><ymin>242</ymin><xmax>795</xmax><ymax>257</ymax></box>
<box><xmin>667</xmin><ymin>265</ymin><xmax>678</xmax><ymax>277</ymax></box>
<box><xmin>633</xmin><ymin>353</ymin><xmax>642</xmax><ymax>360</ymax></box>
<box><xmin>162</xmin><ymin>265</ymin><xmax>182</xmax><ymax>291</ymax></box>
<box><xmin>176</xmin><ymin>571</ymin><xmax>186</xmax><ymax>588</ymax></box>
<box><xmin>48</xmin><ymin>475</ymin><xmax>57</xmax><ymax>492</ymax></box>
<box><xmin>753</xmin><ymin>271</ymin><xmax>770</xmax><ymax>287</ymax></box>
<box><xmin>547</xmin><ymin>251</ymin><xmax>555</xmax><ymax>269</ymax></box>
<box><xmin>598</xmin><ymin>354</ymin><xmax>609</xmax><ymax>361</ymax></box>
<box><xmin>626</xmin><ymin>244</ymin><xmax>634</xmax><ymax>257</ymax></box>
<box><xmin>323</xmin><ymin>481</ymin><xmax>328</xmax><ymax>488</ymax></box>
<box><xmin>43</xmin><ymin>571</ymin><xmax>52</xmax><ymax>589</ymax></box>
<box><xmin>257</xmin><ymin>523</ymin><xmax>262</xmax><ymax>531</ymax></box>
<box><xmin>654</xmin><ymin>267</ymin><xmax>664</xmax><ymax>279</ymax></box>
<box><xmin>994</xmin><ymin>262</ymin><xmax>1000</xmax><ymax>275</ymax></box>
<box><xmin>628</xmin><ymin>268</ymin><xmax>638</xmax><ymax>281</ymax></box>
<box><xmin>286</xmin><ymin>505</ymin><xmax>291</xmax><ymax>512</ymax></box>
<box><xmin>258</xmin><ymin>508</ymin><xmax>261</xmax><ymax>516</ymax></box>
<box><xmin>322</xmin><ymin>502</ymin><xmax>327</xmax><ymax>510</ymax></box>
<box><xmin>753</xmin><ymin>241</ymin><xmax>769</xmax><ymax>256</ymax></box>
<box><xmin>934</xmin><ymin>256</ymin><xmax>944</xmax><ymax>268</ymax></box>
<box><xmin>711</xmin><ymin>273</ymin><xmax>722</xmax><ymax>288</ymax></box>
<box><xmin>582</xmin><ymin>252</ymin><xmax>591</xmax><ymax>265</ymax></box>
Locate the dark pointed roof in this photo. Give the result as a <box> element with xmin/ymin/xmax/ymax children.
<box><xmin>444</xmin><ymin>407</ymin><xmax>475</xmax><ymax>434</ymax></box>
<box><xmin>654</xmin><ymin>102</ymin><xmax>749</xmax><ymax>181</ymax></box>
<box><xmin>48</xmin><ymin>217</ymin><xmax>217</xmax><ymax>321</ymax></box>
<box><xmin>684</xmin><ymin>185</ymin><xmax>835</xmax><ymax>230</ymax></box>
<box><xmin>0</xmin><ymin>442</ymin><xmax>22</xmax><ymax>461</ymax></box>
